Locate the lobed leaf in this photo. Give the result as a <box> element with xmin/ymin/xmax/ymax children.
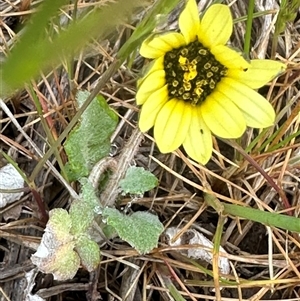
<box><xmin>103</xmin><ymin>208</ymin><xmax>164</xmax><ymax>254</ymax></box>
<box><xmin>119</xmin><ymin>166</ymin><xmax>158</xmax><ymax>195</ymax></box>
<box><xmin>75</xmin><ymin>235</ymin><xmax>101</xmax><ymax>272</ymax></box>
<box><xmin>64</xmin><ymin>91</ymin><xmax>118</xmax><ymax>181</ymax></box>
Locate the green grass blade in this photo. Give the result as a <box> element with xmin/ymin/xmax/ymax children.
<box><xmin>223</xmin><ymin>203</ymin><xmax>300</xmax><ymax>233</ymax></box>
<box><xmin>243</xmin><ymin>0</ymin><xmax>255</xmax><ymax>57</ymax></box>
<box><xmin>0</xmin><ymin>0</ymin><xmax>70</xmax><ymax>95</ymax></box>
<box><xmin>205</xmin><ymin>193</ymin><xmax>299</xmax><ymax>233</ymax></box>
<box><xmin>1</xmin><ymin>0</ymin><xmax>146</xmax><ymax>95</ymax></box>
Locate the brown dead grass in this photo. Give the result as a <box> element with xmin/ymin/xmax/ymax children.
<box><xmin>0</xmin><ymin>0</ymin><xmax>300</xmax><ymax>300</ymax></box>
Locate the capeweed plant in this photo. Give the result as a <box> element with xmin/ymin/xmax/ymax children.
<box><xmin>31</xmin><ymin>91</ymin><xmax>162</xmax><ymax>280</ymax></box>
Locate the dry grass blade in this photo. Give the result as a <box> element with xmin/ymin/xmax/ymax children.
<box><xmin>0</xmin><ymin>0</ymin><xmax>300</xmax><ymax>301</ymax></box>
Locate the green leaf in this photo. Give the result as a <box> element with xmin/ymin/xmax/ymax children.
<box><xmin>102</xmin><ymin>224</ymin><xmax>117</xmax><ymax>239</ymax></box>
<box><xmin>80</xmin><ymin>178</ymin><xmax>100</xmax><ymax>209</ymax></box>
<box><xmin>119</xmin><ymin>166</ymin><xmax>158</xmax><ymax>194</ymax></box>
<box><xmin>64</xmin><ymin>91</ymin><xmax>118</xmax><ymax>181</ymax></box>
<box><xmin>75</xmin><ymin>235</ymin><xmax>101</xmax><ymax>272</ymax></box>
<box><xmin>31</xmin><ymin>209</ymin><xmax>80</xmax><ymax>281</ymax></box>
<box><xmin>103</xmin><ymin>208</ymin><xmax>164</xmax><ymax>254</ymax></box>
<box><xmin>45</xmin><ymin>243</ymin><xmax>80</xmax><ymax>281</ymax></box>
<box><xmin>48</xmin><ymin>208</ymin><xmax>73</xmax><ymax>243</ymax></box>
<box><xmin>69</xmin><ymin>201</ymin><xmax>95</xmax><ymax>235</ymax></box>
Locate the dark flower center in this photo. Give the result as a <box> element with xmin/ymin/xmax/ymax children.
<box><xmin>164</xmin><ymin>40</ymin><xmax>227</xmax><ymax>105</ymax></box>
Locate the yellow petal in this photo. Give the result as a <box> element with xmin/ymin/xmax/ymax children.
<box><xmin>154</xmin><ymin>99</ymin><xmax>192</xmax><ymax>153</ymax></box>
<box><xmin>139</xmin><ymin>85</ymin><xmax>169</xmax><ymax>132</ymax></box>
<box><xmin>179</xmin><ymin>0</ymin><xmax>200</xmax><ymax>44</ymax></box>
<box><xmin>140</xmin><ymin>32</ymin><xmax>185</xmax><ymax>59</ymax></box>
<box><xmin>210</xmin><ymin>45</ymin><xmax>250</xmax><ymax>69</ymax></box>
<box><xmin>217</xmin><ymin>77</ymin><xmax>275</xmax><ymax>128</ymax></box>
<box><xmin>136</xmin><ymin>69</ymin><xmax>166</xmax><ymax>105</ymax></box>
<box><xmin>198</xmin><ymin>4</ymin><xmax>232</xmax><ymax>48</ymax></box>
<box><xmin>200</xmin><ymin>91</ymin><xmax>246</xmax><ymax>138</ymax></box>
<box><xmin>227</xmin><ymin>59</ymin><xmax>286</xmax><ymax>89</ymax></box>
<box><xmin>183</xmin><ymin>107</ymin><xmax>212</xmax><ymax>164</ymax></box>
<box><xmin>140</xmin><ymin>56</ymin><xmax>164</xmax><ymax>78</ymax></box>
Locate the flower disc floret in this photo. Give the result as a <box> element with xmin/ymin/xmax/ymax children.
<box><xmin>137</xmin><ymin>0</ymin><xmax>286</xmax><ymax>164</ymax></box>
<box><xmin>164</xmin><ymin>40</ymin><xmax>227</xmax><ymax>105</ymax></box>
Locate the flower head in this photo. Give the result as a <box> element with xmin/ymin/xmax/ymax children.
<box><xmin>137</xmin><ymin>0</ymin><xmax>286</xmax><ymax>164</ymax></box>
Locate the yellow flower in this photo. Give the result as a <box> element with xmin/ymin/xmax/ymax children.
<box><xmin>137</xmin><ymin>0</ymin><xmax>286</xmax><ymax>164</ymax></box>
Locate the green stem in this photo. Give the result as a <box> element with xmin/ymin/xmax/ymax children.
<box><xmin>244</xmin><ymin>0</ymin><xmax>255</xmax><ymax>57</ymax></box>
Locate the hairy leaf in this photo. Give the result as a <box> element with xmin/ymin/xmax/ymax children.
<box><xmin>103</xmin><ymin>208</ymin><xmax>164</xmax><ymax>254</ymax></box>
<box><xmin>64</xmin><ymin>91</ymin><xmax>118</xmax><ymax>181</ymax></box>
<box><xmin>119</xmin><ymin>166</ymin><xmax>158</xmax><ymax>195</ymax></box>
